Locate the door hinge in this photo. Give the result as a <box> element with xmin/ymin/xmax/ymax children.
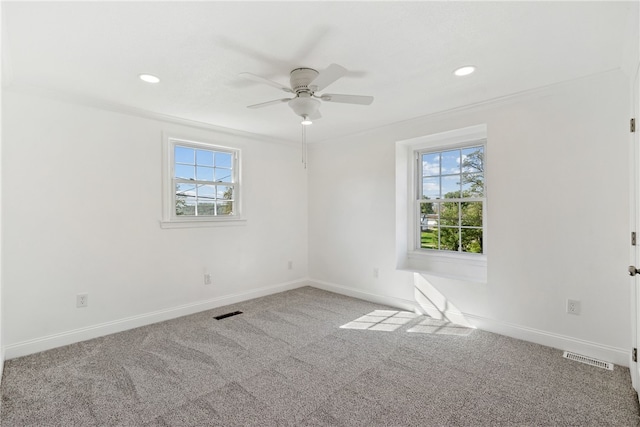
<box><xmin>633</xmin><ymin>348</ymin><xmax>637</xmax><ymax>362</ymax></box>
<box><xmin>633</xmin><ymin>232</ymin><xmax>637</xmax><ymax>246</ymax></box>
<box><xmin>632</xmin><ymin>118</ymin><xmax>636</xmax><ymax>133</ymax></box>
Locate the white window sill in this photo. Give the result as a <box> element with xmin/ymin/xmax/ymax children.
<box><xmin>159</xmin><ymin>217</ymin><xmax>247</xmax><ymax>229</ymax></box>
<box><xmin>400</xmin><ymin>250</ymin><xmax>487</xmax><ymax>283</ymax></box>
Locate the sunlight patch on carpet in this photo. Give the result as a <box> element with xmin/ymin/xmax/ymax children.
<box><xmin>340</xmin><ymin>310</ymin><xmax>419</xmax><ymax>331</ymax></box>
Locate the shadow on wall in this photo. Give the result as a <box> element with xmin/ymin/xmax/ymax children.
<box><xmin>414</xmin><ymin>273</ymin><xmax>474</xmax><ymax>328</ymax></box>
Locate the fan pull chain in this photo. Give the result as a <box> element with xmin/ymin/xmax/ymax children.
<box><xmin>305</xmin><ymin>125</ymin><xmax>308</xmax><ymax>169</ymax></box>
<box><xmin>301</xmin><ymin>124</ymin><xmax>307</xmax><ymax>169</ymax></box>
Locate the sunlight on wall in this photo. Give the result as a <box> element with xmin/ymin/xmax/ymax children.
<box><xmin>414</xmin><ymin>273</ymin><xmax>474</xmax><ymax>328</ymax></box>
<box><xmin>338</xmin><ymin>273</ymin><xmax>476</xmax><ymax>335</ymax></box>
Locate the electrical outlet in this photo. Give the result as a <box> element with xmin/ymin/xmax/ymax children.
<box><xmin>77</xmin><ymin>293</ymin><xmax>88</xmax><ymax>308</ymax></box>
<box><xmin>373</xmin><ymin>268</ymin><xmax>380</xmax><ymax>278</ymax></box>
<box><xmin>287</xmin><ymin>261</ymin><xmax>293</xmax><ymax>270</ymax></box>
<box><xmin>567</xmin><ymin>299</ymin><xmax>581</xmax><ymax>315</ymax></box>
<box><xmin>204</xmin><ymin>273</ymin><xmax>212</xmax><ymax>285</ymax></box>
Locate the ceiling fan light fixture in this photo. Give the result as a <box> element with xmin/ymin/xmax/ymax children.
<box><xmin>288</xmin><ymin>96</ymin><xmax>320</xmax><ymax>120</ymax></box>
<box><xmin>453</xmin><ymin>66</ymin><xmax>476</xmax><ymax>77</ymax></box>
<box><xmin>301</xmin><ymin>115</ymin><xmax>313</xmax><ymax>126</ymax></box>
<box><xmin>139</xmin><ymin>73</ymin><xmax>160</xmax><ymax>83</ymax></box>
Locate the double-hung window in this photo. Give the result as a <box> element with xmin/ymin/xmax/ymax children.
<box><xmin>417</xmin><ymin>144</ymin><xmax>485</xmax><ymax>253</ymax></box>
<box><xmin>162</xmin><ymin>135</ymin><xmax>241</xmax><ymax>227</ymax></box>
<box><xmin>396</xmin><ymin>124</ymin><xmax>486</xmax><ymax>282</ymax></box>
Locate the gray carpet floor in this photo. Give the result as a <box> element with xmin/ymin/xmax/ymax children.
<box><xmin>1</xmin><ymin>286</ymin><xmax>639</xmax><ymax>426</ymax></box>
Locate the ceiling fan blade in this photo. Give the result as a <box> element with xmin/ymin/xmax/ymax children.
<box><xmin>320</xmin><ymin>94</ymin><xmax>374</xmax><ymax>105</ymax></box>
<box><xmin>310</xmin><ymin>63</ymin><xmax>347</xmax><ymax>91</ymax></box>
<box><xmin>239</xmin><ymin>72</ymin><xmax>293</xmax><ymax>93</ymax></box>
<box><xmin>247</xmin><ymin>98</ymin><xmax>292</xmax><ymax>109</ymax></box>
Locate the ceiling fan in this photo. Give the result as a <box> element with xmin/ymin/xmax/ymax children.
<box><xmin>239</xmin><ymin>64</ymin><xmax>373</xmax><ymax>125</ymax></box>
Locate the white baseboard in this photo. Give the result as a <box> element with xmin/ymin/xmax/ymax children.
<box><xmin>0</xmin><ymin>347</ymin><xmax>4</xmax><ymax>384</ymax></box>
<box><xmin>310</xmin><ymin>280</ymin><xmax>418</xmax><ymax>312</ymax></box>
<box><xmin>464</xmin><ymin>313</ymin><xmax>630</xmax><ymax>368</ymax></box>
<box><xmin>6</xmin><ymin>278</ymin><xmax>629</xmax><ymax>369</ymax></box>
<box><xmin>308</xmin><ymin>279</ymin><xmax>630</xmax><ymax>368</ymax></box>
<box><xmin>0</xmin><ymin>348</ymin><xmax>3</xmax><ymax>410</ymax></box>
<box><xmin>5</xmin><ymin>279</ymin><xmax>310</xmax><ymax>360</ymax></box>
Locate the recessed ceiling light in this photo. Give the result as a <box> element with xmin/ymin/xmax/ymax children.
<box><xmin>453</xmin><ymin>66</ymin><xmax>476</xmax><ymax>77</ymax></box>
<box><xmin>139</xmin><ymin>73</ymin><xmax>160</xmax><ymax>83</ymax></box>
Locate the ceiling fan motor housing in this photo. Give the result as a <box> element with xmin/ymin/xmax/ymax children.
<box><xmin>290</xmin><ymin>68</ymin><xmax>319</xmax><ymax>93</ymax></box>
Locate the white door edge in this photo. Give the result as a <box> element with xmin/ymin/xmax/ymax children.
<box><xmin>632</xmin><ymin>60</ymin><xmax>640</xmax><ymax>393</ymax></box>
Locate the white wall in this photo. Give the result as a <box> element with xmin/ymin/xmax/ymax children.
<box><xmin>308</xmin><ymin>70</ymin><xmax>632</xmax><ymax>365</ymax></box>
<box><xmin>2</xmin><ymin>89</ymin><xmax>308</xmax><ymax>357</ymax></box>
<box><xmin>1</xmin><ymin>70</ymin><xmax>633</xmax><ymax>367</ymax></box>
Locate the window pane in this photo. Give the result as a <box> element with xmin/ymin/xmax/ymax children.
<box><xmin>441</xmin><ymin>149</ymin><xmax>461</xmax><ymax>175</ymax></box>
<box><xmin>461</xmin><ymin>202</ymin><xmax>483</xmax><ymax>227</ymax></box>
<box><xmin>196</xmin><ymin>149</ymin><xmax>214</xmax><ymax>166</ymax></box>
<box><xmin>215</xmin><ymin>152</ymin><xmax>232</xmax><ymax>168</ymax></box>
<box><xmin>461</xmin><ymin>228</ymin><xmax>483</xmax><ymax>253</ymax></box>
<box><xmin>195</xmin><ymin>184</ymin><xmax>214</xmax><ymax>216</ymax></box>
<box><xmin>175</xmin><ymin>146</ymin><xmax>194</xmax><ymax>164</ymax></box>
<box><xmin>439</xmin><ymin>227</ymin><xmax>460</xmax><ymax>251</ymax></box>
<box><xmin>462</xmin><ymin>173</ymin><xmax>484</xmax><ymax>197</ymax></box>
<box><xmin>197</xmin><ymin>184</ymin><xmax>215</xmax><ymax>202</ymax></box>
<box><xmin>197</xmin><ymin>201</ymin><xmax>215</xmax><ymax>216</ymax></box>
<box><xmin>216</xmin><ymin>201</ymin><xmax>233</xmax><ymax>215</ymax></box>
<box><xmin>175</xmin><ymin>164</ymin><xmax>195</xmax><ymax>180</ymax></box>
<box><xmin>422</xmin><ymin>153</ymin><xmax>440</xmax><ymax>177</ymax></box>
<box><xmin>217</xmin><ymin>185</ymin><xmax>233</xmax><ymax>200</ymax></box>
<box><xmin>176</xmin><ymin>183</ymin><xmax>196</xmax><ymax>196</ymax></box>
<box><xmin>440</xmin><ymin>202</ymin><xmax>459</xmax><ymax>226</ymax></box>
<box><xmin>177</xmin><ymin>196</ymin><xmax>196</xmax><ymax>216</ymax></box>
<box><xmin>420</xmin><ymin>202</ymin><xmax>436</xmax><ymax>215</ymax></box>
<box><xmin>175</xmin><ymin>190</ymin><xmax>188</xmax><ymax>216</ymax></box>
<box><xmin>442</xmin><ymin>175</ymin><xmax>460</xmax><ymax>198</ymax></box>
<box><xmin>462</xmin><ymin>146</ymin><xmax>484</xmax><ymax>174</ymax></box>
<box><xmin>196</xmin><ymin>166</ymin><xmax>214</xmax><ymax>182</ymax></box>
<box><xmin>422</xmin><ymin>177</ymin><xmax>440</xmax><ymax>199</ymax></box>
<box><xmin>215</xmin><ymin>168</ymin><xmax>232</xmax><ymax>183</ymax></box>
<box><xmin>420</xmin><ymin>202</ymin><xmax>436</xmax><ymax>229</ymax></box>
<box><xmin>420</xmin><ymin>225</ymin><xmax>439</xmax><ymax>250</ymax></box>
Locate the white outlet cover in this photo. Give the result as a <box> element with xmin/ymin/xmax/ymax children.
<box><xmin>567</xmin><ymin>299</ymin><xmax>581</xmax><ymax>315</ymax></box>
<box><xmin>76</xmin><ymin>293</ymin><xmax>88</xmax><ymax>308</ymax></box>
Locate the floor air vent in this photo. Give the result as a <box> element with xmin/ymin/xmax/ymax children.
<box><xmin>563</xmin><ymin>351</ymin><xmax>613</xmax><ymax>370</ymax></box>
<box><xmin>214</xmin><ymin>311</ymin><xmax>243</xmax><ymax>320</ymax></box>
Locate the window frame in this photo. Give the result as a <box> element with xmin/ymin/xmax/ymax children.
<box><xmin>396</xmin><ymin>124</ymin><xmax>487</xmax><ymax>283</ymax></box>
<box><xmin>161</xmin><ymin>134</ymin><xmax>244</xmax><ymax>229</ymax></box>
<box><xmin>416</xmin><ymin>143</ymin><xmax>485</xmax><ymax>254</ymax></box>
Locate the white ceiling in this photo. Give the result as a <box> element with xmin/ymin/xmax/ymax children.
<box><xmin>2</xmin><ymin>1</ymin><xmax>637</xmax><ymax>143</ymax></box>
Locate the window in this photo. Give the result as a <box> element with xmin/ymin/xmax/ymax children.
<box><xmin>396</xmin><ymin>124</ymin><xmax>487</xmax><ymax>282</ymax></box>
<box><xmin>162</xmin><ymin>135</ymin><xmax>242</xmax><ymax>228</ymax></box>
<box><xmin>174</xmin><ymin>144</ymin><xmax>236</xmax><ymax>217</ymax></box>
<box><xmin>418</xmin><ymin>145</ymin><xmax>485</xmax><ymax>253</ymax></box>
